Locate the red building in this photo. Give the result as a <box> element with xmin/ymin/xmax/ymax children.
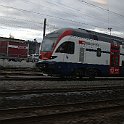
<box><xmin>0</xmin><ymin>37</ymin><xmax>28</xmax><ymax>61</ymax></box>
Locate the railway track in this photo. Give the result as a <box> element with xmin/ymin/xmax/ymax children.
<box><xmin>0</xmin><ymin>70</ymin><xmax>43</xmax><ymax>76</ymax></box>
<box><xmin>1</xmin><ymin>69</ymin><xmax>124</xmax><ymax>81</ymax></box>
<box><xmin>0</xmin><ymin>70</ymin><xmax>124</xmax><ymax>123</ymax></box>
<box><xmin>0</xmin><ymin>84</ymin><xmax>124</xmax><ymax>94</ymax></box>
<box><xmin>0</xmin><ymin>84</ymin><xmax>124</xmax><ymax>110</ymax></box>
<box><xmin>1</xmin><ymin>74</ymin><xmax>124</xmax><ymax>81</ymax></box>
<box><xmin>0</xmin><ymin>99</ymin><xmax>124</xmax><ymax>124</ymax></box>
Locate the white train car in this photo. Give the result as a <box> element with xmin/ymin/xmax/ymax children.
<box><xmin>36</xmin><ymin>28</ymin><xmax>124</xmax><ymax>78</ymax></box>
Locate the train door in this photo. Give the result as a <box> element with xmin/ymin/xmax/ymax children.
<box><xmin>79</xmin><ymin>48</ymin><xmax>85</xmax><ymax>63</ymax></box>
<box><xmin>109</xmin><ymin>43</ymin><xmax>120</xmax><ymax>75</ymax></box>
<box><xmin>79</xmin><ymin>40</ymin><xmax>86</xmax><ymax>63</ymax></box>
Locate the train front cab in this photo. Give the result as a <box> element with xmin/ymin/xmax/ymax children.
<box><xmin>36</xmin><ymin>29</ymin><xmax>75</xmax><ymax>74</ymax></box>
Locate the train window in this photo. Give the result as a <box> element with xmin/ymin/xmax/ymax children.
<box><xmin>97</xmin><ymin>48</ymin><xmax>101</xmax><ymax>57</ymax></box>
<box><xmin>122</xmin><ymin>61</ymin><xmax>124</xmax><ymax>66</ymax></box>
<box><xmin>55</xmin><ymin>41</ymin><xmax>75</xmax><ymax>54</ymax></box>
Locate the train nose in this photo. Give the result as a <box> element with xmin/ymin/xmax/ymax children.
<box><xmin>39</xmin><ymin>52</ymin><xmax>52</xmax><ymax>60</ymax></box>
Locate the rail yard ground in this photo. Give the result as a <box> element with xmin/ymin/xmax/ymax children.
<box><xmin>0</xmin><ymin>69</ymin><xmax>124</xmax><ymax>124</ymax></box>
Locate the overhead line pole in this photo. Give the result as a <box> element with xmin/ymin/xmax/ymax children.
<box><xmin>108</xmin><ymin>28</ymin><xmax>112</xmax><ymax>36</ymax></box>
<box><xmin>39</xmin><ymin>18</ymin><xmax>47</xmax><ymax>58</ymax></box>
<box><xmin>43</xmin><ymin>18</ymin><xmax>46</xmax><ymax>39</ymax></box>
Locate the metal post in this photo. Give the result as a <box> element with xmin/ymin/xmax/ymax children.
<box><xmin>43</xmin><ymin>18</ymin><xmax>46</xmax><ymax>38</ymax></box>
<box><xmin>108</xmin><ymin>28</ymin><xmax>112</xmax><ymax>35</ymax></box>
<box><xmin>39</xmin><ymin>18</ymin><xmax>47</xmax><ymax>58</ymax></box>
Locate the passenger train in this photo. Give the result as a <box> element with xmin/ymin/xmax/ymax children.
<box><xmin>36</xmin><ymin>28</ymin><xmax>124</xmax><ymax>78</ymax></box>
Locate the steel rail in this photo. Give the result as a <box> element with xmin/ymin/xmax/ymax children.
<box><xmin>0</xmin><ymin>85</ymin><xmax>124</xmax><ymax>95</ymax></box>
<box><xmin>1</xmin><ymin>75</ymin><xmax>124</xmax><ymax>81</ymax></box>
<box><xmin>0</xmin><ymin>99</ymin><xmax>124</xmax><ymax>123</ymax></box>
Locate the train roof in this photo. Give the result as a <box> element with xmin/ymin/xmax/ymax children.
<box><xmin>75</xmin><ymin>28</ymin><xmax>124</xmax><ymax>44</ymax></box>
<box><xmin>48</xmin><ymin>28</ymin><xmax>124</xmax><ymax>44</ymax></box>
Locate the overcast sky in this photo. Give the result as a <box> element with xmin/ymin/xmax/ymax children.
<box><xmin>0</xmin><ymin>0</ymin><xmax>124</xmax><ymax>42</ymax></box>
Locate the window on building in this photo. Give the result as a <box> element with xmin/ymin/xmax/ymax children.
<box><xmin>55</xmin><ymin>41</ymin><xmax>75</xmax><ymax>54</ymax></box>
<box><xmin>97</xmin><ymin>48</ymin><xmax>101</xmax><ymax>57</ymax></box>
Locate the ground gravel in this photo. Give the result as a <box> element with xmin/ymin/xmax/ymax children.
<box><xmin>0</xmin><ymin>80</ymin><xmax>124</xmax><ymax>91</ymax></box>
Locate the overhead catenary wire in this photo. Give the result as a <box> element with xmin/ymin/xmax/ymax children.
<box><xmin>78</xmin><ymin>0</ymin><xmax>124</xmax><ymax>18</ymax></box>
<box><xmin>0</xmin><ymin>4</ymin><xmax>109</xmax><ymax>30</ymax></box>
<box><xmin>0</xmin><ymin>0</ymin><xmax>123</xmax><ymax>38</ymax></box>
<box><xmin>43</xmin><ymin>0</ymin><xmax>124</xmax><ymax>30</ymax></box>
<box><xmin>44</xmin><ymin>0</ymin><xmax>124</xmax><ymax>35</ymax></box>
<box><xmin>0</xmin><ymin>3</ymin><xmax>116</xmax><ymax>30</ymax></box>
<box><xmin>0</xmin><ymin>1</ymin><xmax>123</xmax><ymax>26</ymax></box>
<box><xmin>39</xmin><ymin>0</ymin><xmax>124</xmax><ymax>34</ymax></box>
<box><xmin>43</xmin><ymin>0</ymin><xmax>124</xmax><ymax>24</ymax></box>
<box><xmin>0</xmin><ymin>15</ymin><xmax>43</xmax><ymax>25</ymax></box>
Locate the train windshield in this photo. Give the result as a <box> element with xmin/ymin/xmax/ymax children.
<box><xmin>41</xmin><ymin>37</ymin><xmax>58</xmax><ymax>52</ymax></box>
<box><xmin>41</xmin><ymin>29</ymin><xmax>66</xmax><ymax>52</ymax></box>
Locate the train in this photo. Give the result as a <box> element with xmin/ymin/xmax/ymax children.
<box><xmin>36</xmin><ymin>28</ymin><xmax>124</xmax><ymax>78</ymax></box>
<box><xmin>0</xmin><ymin>37</ymin><xmax>28</xmax><ymax>61</ymax></box>
<box><xmin>0</xmin><ymin>37</ymin><xmax>40</xmax><ymax>62</ymax></box>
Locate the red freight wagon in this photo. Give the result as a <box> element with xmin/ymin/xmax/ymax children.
<box><xmin>0</xmin><ymin>37</ymin><xmax>28</xmax><ymax>61</ymax></box>
<box><xmin>0</xmin><ymin>41</ymin><xmax>7</xmax><ymax>56</ymax></box>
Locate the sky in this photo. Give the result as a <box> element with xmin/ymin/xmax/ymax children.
<box><xmin>0</xmin><ymin>0</ymin><xmax>124</xmax><ymax>42</ymax></box>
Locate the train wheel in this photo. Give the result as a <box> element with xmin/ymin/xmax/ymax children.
<box><xmin>73</xmin><ymin>69</ymin><xmax>84</xmax><ymax>78</ymax></box>
<box><xmin>85</xmin><ymin>68</ymin><xmax>98</xmax><ymax>79</ymax></box>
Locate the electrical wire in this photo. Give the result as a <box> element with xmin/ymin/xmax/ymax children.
<box><xmin>0</xmin><ymin>0</ymin><xmax>124</xmax><ymax>37</ymax></box>
<box><xmin>0</xmin><ymin>4</ymin><xmax>107</xmax><ymax>30</ymax></box>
